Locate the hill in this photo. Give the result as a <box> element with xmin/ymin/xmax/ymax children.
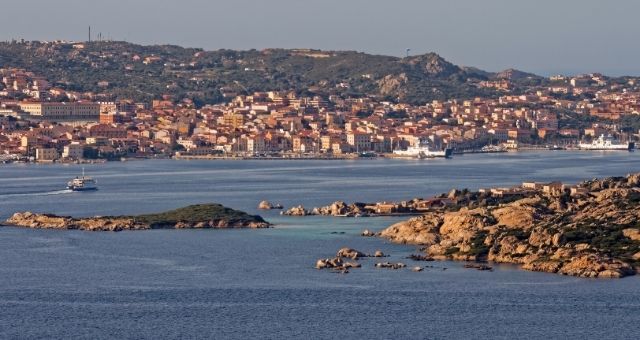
<box><xmin>0</xmin><ymin>40</ymin><xmax>544</xmax><ymax>105</ymax></box>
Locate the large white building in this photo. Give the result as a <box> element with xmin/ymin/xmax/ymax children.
<box><xmin>19</xmin><ymin>102</ymin><xmax>100</xmax><ymax>121</ymax></box>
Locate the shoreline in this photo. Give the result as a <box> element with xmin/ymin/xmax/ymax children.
<box><xmin>2</xmin><ymin>204</ymin><xmax>270</xmax><ymax>232</ymax></box>
<box><xmin>1</xmin><ymin>147</ymin><xmax>636</xmax><ymax>165</ymax></box>
<box><xmin>285</xmin><ymin>172</ymin><xmax>640</xmax><ymax>279</ymax></box>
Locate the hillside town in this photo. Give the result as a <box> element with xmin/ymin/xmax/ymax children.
<box><xmin>1</xmin><ymin>60</ymin><xmax>640</xmax><ymax>162</ymax></box>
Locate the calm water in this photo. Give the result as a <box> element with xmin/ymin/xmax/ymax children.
<box><xmin>1</xmin><ymin>151</ymin><xmax>639</xmax><ymax>339</ymax></box>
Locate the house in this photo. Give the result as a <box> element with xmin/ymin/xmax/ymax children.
<box><xmin>35</xmin><ymin>147</ymin><xmax>58</xmax><ymax>162</ymax></box>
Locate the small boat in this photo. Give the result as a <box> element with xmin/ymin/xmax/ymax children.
<box><xmin>67</xmin><ymin>168</ymin><xmax>98</xmax><ymax>191</ymax></box>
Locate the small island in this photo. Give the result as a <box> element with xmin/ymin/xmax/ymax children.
<box><xmin>3</xmin><ymin>204</ymin><xmax>270</xmax><ymax>231</ymax></box>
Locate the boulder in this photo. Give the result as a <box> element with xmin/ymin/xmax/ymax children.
<box><xmin>315</xmin><ymin>257</ymin><xmax>362</xmax><ymax>272</ymax></box>
<box><xmin>258</xmin><ymin>201</ymin><xmax>273</xmax><ymax>209</ymax></box>
<box><xmin>439</xmin><ymin>208</ymin><xmax>490</xmax><ymax>243</ymax></box>
<box><xmin>336</xmin><ymin>247</ymin><xmax>367</xmax><ymax>259</ymax></box>
<box><xmin>379</xmin><ymin>213</ymin><xmax>442</xmax><ymax>245</ymax></box>
<box><xmin>283</xmin><ymin>205</ymin><xmax>310</xmax><ymax>216</ymax></box>
<box><xmin>491</xmin><ymin>203</ymin><xmax>539</xmax><ymax>229</ymax></box>
<box><xmin>558</xmin><ymin>255</ymin><xmax>634</xmax><ymax>278</ymax></box>
<box><xmin>361</xmin><ymin>229</ymin><xmax>376</xmax><ymax>237</ymax></box>
<box><xmin>330</xmin><ymin>201</ymin><xmax>348</xmax><ymax>216</ymax></box>
<box><xmin>407</xmin><ymin>254</ymin><xmax>434</xmax><ymax>261</ymax></box>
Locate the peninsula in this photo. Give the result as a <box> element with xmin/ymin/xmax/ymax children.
<box><xmin>378</xmin><ymin>173</ymin><xmax>640</xmax><ymax>278</ymax></box>
<box><xmin>3</xmin><ymin>203</ymin><xmax>270</xmax><ymax>231</ymax></box>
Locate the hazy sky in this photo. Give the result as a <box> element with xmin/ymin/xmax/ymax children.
<box><xmin>3</xmin><ymin>0</ymin><xmax>639</xmax><ymax>76</ymax></box>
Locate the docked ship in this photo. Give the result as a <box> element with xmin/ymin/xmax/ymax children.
<box><xmin>67</xmin><ymin>168</ymin><xmax>98</xmax><ymax>191</ymax></box>
<box><xmin>393</xmin><ymin>144</ymin><xmax>453</xmax><ymax>159</ymax></box>
<box><xmin>480</xmin><ymin>145</ymin><xmax>508</xmax><ymax>153</ymax></box>
<box><xmin>578</xmin><ymin>134</ymin><xmax>635</xmax><ymax>151</ymax></box>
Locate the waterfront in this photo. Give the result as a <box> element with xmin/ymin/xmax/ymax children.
<box><xmin>1</xmin><ymin>151</ymin><xmax>640</xmax><ymax>339</ymax></box>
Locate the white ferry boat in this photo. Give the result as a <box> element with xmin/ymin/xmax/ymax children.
<box><xmin>578</xmin><ymin>135</ymin><xmax>634</xmax><ymax>151</ymax></box>
<box><xmin>67</xmin><ymin>168</ymin><xmax>98</xmax><ymax>191</ymax></box>
<box><xmin>393</xmin><ymin>144</ymin><xmax>453</xmax><ymax>159</ymax></box>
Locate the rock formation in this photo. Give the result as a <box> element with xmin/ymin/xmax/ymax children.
<box><xmin>282</xmin><ymin>205</ymin><xmax>310</xmax><ymax>216</ymax></box>
<box><xmin>336</xmin><ymin>247</ymin><xmax>367</xmax><ymax>259</ymax></box>
<box><xmin>4</xmin><ymin>204</ymin><xmax>270</xmax><ymax>231</ymax></box>
<box><xmin>258</xmin><ymin>201</ymin><xmax>283</xmax><ymax>210</ymax></box>
<box><xmin>379</xmin><ymin>173</ymin><xmax>640</xmax><ymax>278</ymax></box>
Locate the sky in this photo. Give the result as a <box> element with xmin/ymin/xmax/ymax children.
<box><xmin>2</xmin><ymin>0</ymin><xmax>639</xmax><ymax>76</ymax></box>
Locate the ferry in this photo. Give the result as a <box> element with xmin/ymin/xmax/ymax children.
<box><xmin>578</xmin><ymin>134</ymin><xmax>635</xmax><ymax>151</ymax></box>
<box><xmin>67</xmin><ymin>168</ymin><xmax>98</xmax><ymax>191</ymax></box>
<box><xmin>393</xmin><ymin>144</ymin><xmax>453</xmax><ymax>159</ymax></box>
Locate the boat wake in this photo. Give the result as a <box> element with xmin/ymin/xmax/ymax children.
<box><xmin>1</xmin><ymin>189</ymin><xmax>73</xmax><ymax>198</ymax></box>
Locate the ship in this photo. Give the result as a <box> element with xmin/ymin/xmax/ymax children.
<box><xmin>393</xmin><ymin>144</ymin><xmax>453</xmax><ymax>159</ymax></box>
<box><xmin>578</xmin><ymin>134</ymin><xmax>635</xmax><ymax>151</ymax></box>
<box><xmin>480</xmin><ymin>145</ymin><xmax>508</xmax><ymax>153</ymax></box>
<box><xmin>358</xmin><ymin>151</ymin><xmax>378</xmax><ymax>158</ymax></box>
<box><xmin>67</xmin><ymin>168</ymin><xmax>98</xmax><ymax>191</ymax></box>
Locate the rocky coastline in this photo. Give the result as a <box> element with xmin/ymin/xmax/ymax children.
<box><xmin>377</xmin><ymin>173</ymin><xmax>640</xmax><ymax>278</ymax></box>
<box><xmin>3</xmin><ymin>204</ymin><xmax>270</xmax><ymax>231</ymax></box>
<box><xmin>282</xmin><ymin>200</ymin><xmax>426</xmax><ymax>217</ymax></box>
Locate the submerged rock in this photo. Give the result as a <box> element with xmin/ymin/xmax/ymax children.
<box><xmin>375</xmin><ymin>262</ymin><xmax>407</xmax><ymax>269</ymax></box>
<box><xmin>315</xmin><ymin>257</ymin><xmax>361</xmax><ymax>272</ymax></box>
<box><xmin>374</xmin><ymin>250</ymin><xmax>385</xmax><ymax>257</ymax></box>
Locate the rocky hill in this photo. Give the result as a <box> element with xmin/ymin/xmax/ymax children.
<box><xmin>0</xmin><ymin>40</ymin><xmax>545</xmax><ymax>105</ymax></box>
<box><xmin>380</xmin><ymin>173</ymin><xmax>640</xmax><ymax>278</ymax></box>
<box><xmin>3</xmin><ymin>203</ymin><xmax>270</xmax><ymax>231</ymax></box>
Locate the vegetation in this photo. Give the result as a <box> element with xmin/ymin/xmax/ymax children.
<box><xmin>444</xmin><ymin>247</ymin><xmax>460</xmax><ymax>256</ymax></box>
<box><xmin>131</xmin><ymin>204</ymin><xmax>266</xmax><ymax>227</ymax></box>
<box><xmin>0</xmin><ymin>40</ymin><xmax>547</xmax><ymax>106</ymax></box>
<box><xmin>563</xmin><ymin>224</ymin><xmax>640</xmax><ymax>260</ymax></box>
<box><xmin>464</xmin><ymin>232</ymin><xmax>490</xmax><ymax>258</ymax></box>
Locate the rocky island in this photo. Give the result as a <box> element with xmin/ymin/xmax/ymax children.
<box><xmin>379</xmin><ymin>173</ymin><xmax>640</xmax><ymax>278</ymax></box>
<box><xmin>3</xmin><ymin>204</ymin><xmax>270</xmax><ymax>231</ymax></box>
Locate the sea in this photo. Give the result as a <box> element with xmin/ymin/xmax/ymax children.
<box><xmin>1</xmin><ymin>151</ymin><xmax>639</xmax><ymax>339</ymax></box>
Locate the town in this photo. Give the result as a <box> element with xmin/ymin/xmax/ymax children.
<box><xmin>0</xmin><ymin>42</ymin><xmax>639</xmax><ymax>163</ymax></box>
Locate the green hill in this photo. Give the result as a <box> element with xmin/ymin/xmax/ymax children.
<box><xmin>0</xmin><ymin>40</ymin><xmax>545</xmax><ymax>105</ymax></box>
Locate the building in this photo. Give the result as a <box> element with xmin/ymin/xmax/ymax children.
<box><xmin>19</xmin><ymin>102</ymin><xmax>100</xmax><ymax>121</ymax></box>
<box><xmin>89</xmin><ymin>124</ymin><xmax>127</xmax><ymax>139</ymax></box>
<box><xmin>223</xmin><ymin>113</ymin><xmax>244</xmax><ymax>129</ymax></box>
<box><xmin>35</xmin><ymin>147</ymin><xmax>58</xmax><ymax>162</ymax></box>
<box><xmin>346</xmin><ymin>132</ymin><xmax>371</xmax><ymax>151</ymax></box>
<box><xmin>62</xmin><ymin>143</ymin><xmax>84</xmax><ymax>159</ymax></box>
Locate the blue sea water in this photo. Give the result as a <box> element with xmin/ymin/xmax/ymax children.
<box><xmin>0</xmin><ymin>151</ymin><xmax>639</xmax><ymax>339</ymax></box>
